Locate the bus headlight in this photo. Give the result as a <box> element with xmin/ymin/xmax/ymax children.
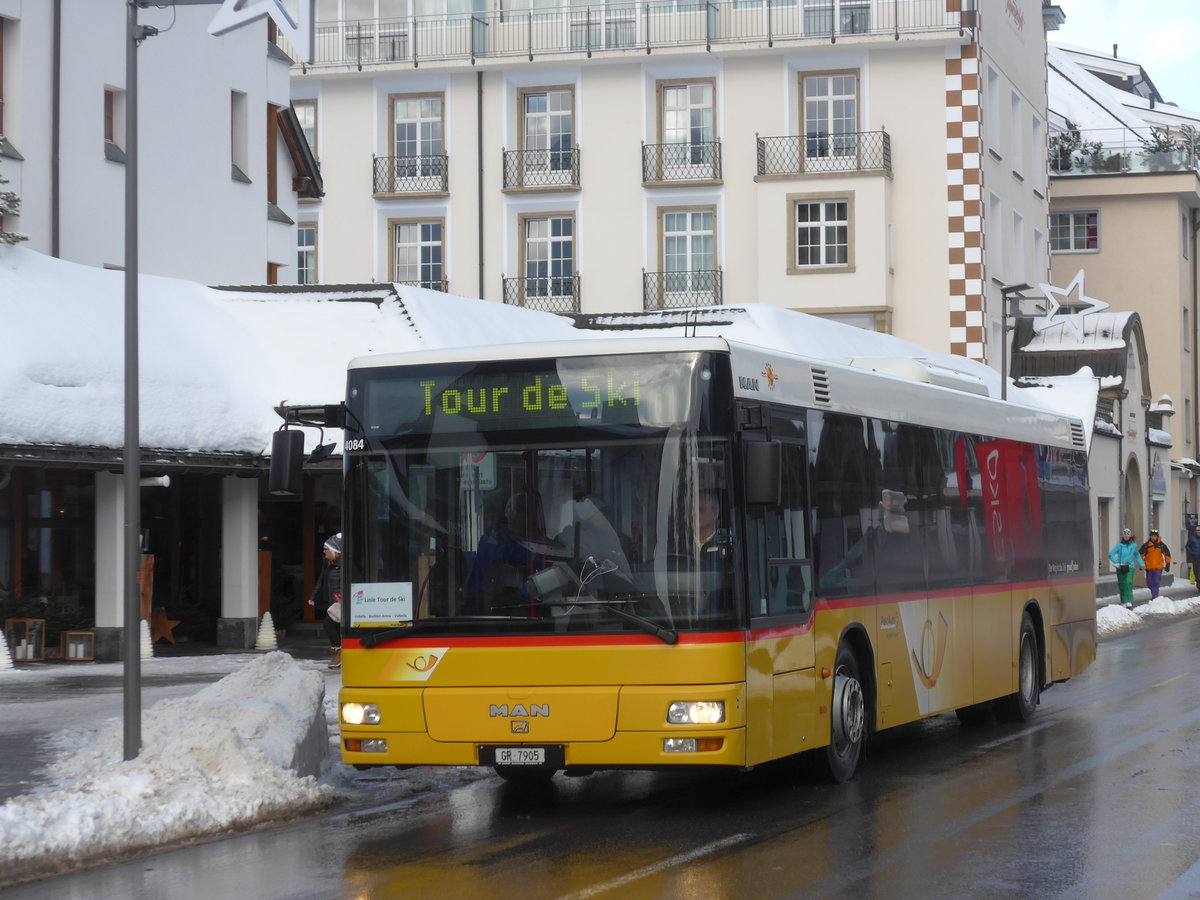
<box><xmin>667</xmin><ymin>701</ymin><xmax>725</xmax><ymax>725</ymax></box>
<box><xmin>341</xmin><ymin>702</ymin><xmax>381</xmax><ymax>725</ymax></box>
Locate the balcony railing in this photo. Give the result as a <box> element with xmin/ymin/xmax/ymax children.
<box><xmin>373</xmin><ymin>154</ymin><xmax>449</xmax><ymax>193</ymax></box>
<box><xmin>503</xmin><ymin>147</ymin><xmax>581</xmax><ymax>189</ymax></box>
<box><xmin>395</xmin><ymin>278</ymin><xmax>449</xmax><ymax>292</ymax></box>
<box><xmin>643</xmin><ymin>268</ymin><xmax>722</xmax><ymax>310</ymax></box>
<box><xmin>642</xmin><ymin>141</ymin><xmax>722</xmax><ymax>183</ymax></box>
<box><xmin>285</xmin><ymin>2</ymin><xmax>968</xmax><ymax>70</ymax></box>
<box><xmin>503</xmin><ymin>274</ymin><xmax>581</xmax><ymax>313</ymax></box>
<box><xmin>757</xmin><ymin>130</ymin><xmax>891</xmax><ymax>176</ymax></box>
<box><xmin>1050</xmin><ymin>125</ymin><xmax>1200</xmax><ymax>177</ymax></box>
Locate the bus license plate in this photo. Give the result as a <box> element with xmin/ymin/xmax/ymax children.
<box><xmin>494</xmin><ymin>747</ymin><xmax>545</xmax><ymax>766</ymax></box>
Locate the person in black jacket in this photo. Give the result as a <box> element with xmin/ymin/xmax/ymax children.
<box><xmin>308</xmin><ymin>532</ymin><xmax>343</xmax><ymax>668</ymax></box>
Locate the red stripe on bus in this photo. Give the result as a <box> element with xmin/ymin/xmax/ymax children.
<box><xmin>342</xmin><ymin>631</ymin><xmax>746</xmax><ymax>650</ymax></box>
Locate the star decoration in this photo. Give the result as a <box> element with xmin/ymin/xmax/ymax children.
<box><xmin>208</xmin><ymin>0</ymin><xmax>315</xmax><ymax>65</ymax></box>
<box><xmin>150</xmin><ymin>607</ymin><xmax>182</xmax><ymax>645</ymax></box>
<box><xmin>1034</xmin><ymin>269</ymin><xmax>1109</xmax><ymax>341</ymax></box>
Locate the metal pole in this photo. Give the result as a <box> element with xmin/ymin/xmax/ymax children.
<box><xmin>1000</xmin><ymin>303</ymin><xmax>1007</xmax><ymax>402</ymax></box>
<box><xmin>123</xmin><ymin>0</ymin><xmax>142</xmax><ymax>761</ymax></box>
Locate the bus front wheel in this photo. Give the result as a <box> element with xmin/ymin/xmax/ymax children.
<box><xmin>996</xmin><ymin>613</ymin><xmax>1040</xmax><ymax>723</ymax></box>
<box><xmin>820</xmin><ymin>644</ymin><xmax>866</xmax><ymax>783</ymax></box>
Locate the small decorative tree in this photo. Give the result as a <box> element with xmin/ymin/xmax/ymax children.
<box><xmin>1048</xmin><ymin>121</ymin><xmax>1082</xmax><ymax>171</ymax></box>
<box><xmin>1178</xmin><ymin>124</ymin><xmax>1200</xmax><ymax>166</ymax></box>
<box><xmin>0</xmin><ymin>172</ymin><xmax>28</xmax><ymax>245</ymax></box>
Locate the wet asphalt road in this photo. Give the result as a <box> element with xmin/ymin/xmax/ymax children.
<box><xmin>9</xmin><ymin>616</ymin><xmax>1200</xmax><ymax>900</ymax></box>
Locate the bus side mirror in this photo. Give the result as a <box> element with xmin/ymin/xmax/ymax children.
<box><xmin>269</xmin><ymin>430</ymin><xmax>305</xmax><ymax>496</ymax></box>
<box><xmin>745</xmin><ymin>440</ymin><xmax>781</xmax><ymax>505</ymax></box>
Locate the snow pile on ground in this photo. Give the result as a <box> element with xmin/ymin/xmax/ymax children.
<box><xmin>0</xmin><ymin>652</ymin><xmax>330</xmax><ymax>881</ymax></box>
<box><xmin>1096</xmin><ymin>593</ymin><xmax>1200</xmax><ymax>639</ymax></box>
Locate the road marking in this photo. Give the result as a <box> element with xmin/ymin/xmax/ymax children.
<box><xmin>556</xmin><ymin>833</ymin><xmax>754</xmax><ymax>900</ymax></box>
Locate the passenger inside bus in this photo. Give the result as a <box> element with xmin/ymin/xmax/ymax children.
<box><xmin>465</xmin><ymin>490</ymin><xmax>546</xmax><ymax>612</ymax></box>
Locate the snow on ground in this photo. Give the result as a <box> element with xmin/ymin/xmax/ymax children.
<box><xmin>0</xmin><ymin>652</ymin><xmax>328</xmax><ymax>884</ymax></box>
<box><xmin>1095</xmin><ymin>587</ymin><xmax>1200</xmax><ymax>639</ymax></box>
<box><xmin>2</xmin><ymin>590</ymin><xmax>1200</xmax><ymax>886</ymax></box>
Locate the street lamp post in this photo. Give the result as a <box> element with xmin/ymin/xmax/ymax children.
<box><xmin>999</xmin><ymin>283</ymin><xmax>1031</xmax><ymax>402</ymax></box>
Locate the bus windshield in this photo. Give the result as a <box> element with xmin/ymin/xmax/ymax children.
<box><xmin>344</xmin><ymin>351</ymin><xmax>737</xmax><ymax>639</ymax></box>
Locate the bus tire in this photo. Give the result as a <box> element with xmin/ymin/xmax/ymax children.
<box><xmin>996</xmin><ymin>612</ymin><xmax>1039</xmax><ymax>723</ymax></box>
<box><xmin>820</xmin><ymin>643</ymin><xmax>866</xmax><ymax>783</ymax></box>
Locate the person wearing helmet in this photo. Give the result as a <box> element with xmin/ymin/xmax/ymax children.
<box><xmin>1139</xmin><ymin>528</ymin><xmax>1172</xmax><ymax>600</ymax></box>
<box><xmin>308</xmin><ymin>532</ymin><xmax>343</xmax><ymax>668</ymax></box>
<box><xmin>1108</xmin><ymin>527</ymin><xmax>1144</xmax><ymax>609</ymax></box>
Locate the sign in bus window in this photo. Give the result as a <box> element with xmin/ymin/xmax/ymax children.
<box><xmin>351</xmin><ymin>582</ymin><xmax>414</xmax><ymax>627</ymax></box>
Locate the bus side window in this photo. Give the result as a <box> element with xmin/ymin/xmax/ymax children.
<box><xmin>763</xmin><ymin>443</ymin><xmax>812</xmax><ymax>617</ymax></box>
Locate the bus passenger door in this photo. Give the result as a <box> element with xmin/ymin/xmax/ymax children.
<box><xmin>745</xmin><ymin>439</ymin><xmax>817</xmax><ymax>764</ymax></box>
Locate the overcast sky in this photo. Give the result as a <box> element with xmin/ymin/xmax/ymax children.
<box><xmin>1049</xmin><ymin>0</ymin><xmax>1200</xmax><ymax>114</ymax></box>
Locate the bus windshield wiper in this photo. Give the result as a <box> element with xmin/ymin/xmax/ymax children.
<box><xmin>536</xmin><ymin>599</ymin><xmax>678</xmax><ymax>644</ymax></box>
<box><xmin>358</xmin><ymin>616</ymin><xmax>530</xmax><ymax>648</ymax></box>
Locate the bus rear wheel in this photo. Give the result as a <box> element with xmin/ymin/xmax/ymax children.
<box><xmin>996</xmin><ymin>612</ymin><xmax>1040</xmax><ymax>723</ymax></box>
<box><xmin>820</xmin><ymin>644</ymin><xmax>866</xmax><ymax>783</ymax></box>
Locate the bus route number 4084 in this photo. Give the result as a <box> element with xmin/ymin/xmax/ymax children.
<box><xmin>495</xmin><ymin>747</ymin><xmax>545</xmax><ymax>765</ymax></box>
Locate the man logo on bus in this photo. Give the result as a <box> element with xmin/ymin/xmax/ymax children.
<box><xmin>761</xmin><ymin>364</ymin><xmax>780</xmax><ymax>390</ymax></box>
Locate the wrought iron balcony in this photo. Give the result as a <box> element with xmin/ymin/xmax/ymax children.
<box><xmin>642</xmin><ymin>141</ymin><xmax>722</xmax><ymax>184</ymax></box>
<box><xmin>756</xmin><ymin>130</ymin><xmax>891</xmax><ymax>176</ymax></box>
<box><xmin>503</xmin><ymin>148</ymin><xmax>581</xmax><ymax>189</ymax></box>
<box><xmin>373</xmin><ymin>154</ymin><xmax>448</xmax><ymax>194</ymax></box>
<box><xmin>395</xmin><ymin>278</ymin><xmax>449</xmax><ymax>292</ymax></box>
<box><xmin>503</xmin><ymin>274</ymin><xmax>581</xmax><ymax>313</ymax></box>
<box><xmin>642</xmin><ymin>268</ymin><xmax>722</xmax><ymax>310</ymax></box>
<box><xmin>287</xmin><ymin>3</ymin><xmax>971</xmax><ymax>70</ymax></box>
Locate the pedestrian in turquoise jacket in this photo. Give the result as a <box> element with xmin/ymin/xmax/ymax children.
<box><xmin>1109</xmin><ymin>527</ymin><xmax>1145</xmax><ymax>609</ymax></box>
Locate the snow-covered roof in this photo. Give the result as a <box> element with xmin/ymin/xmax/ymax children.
<box><xmin>1018</xmin><ymin>310</ymin><xmax>1136</xmax><ymax>353</ymax></box>
<box><xmin>2</xmin><ymin>246</ymin><xmax>1007</xmax><ymax>459</ymax></box>
<box><xmin>1048</xmin><ymin>44</ymin><xmax>1200</xmax><ymax>139</ymax></box>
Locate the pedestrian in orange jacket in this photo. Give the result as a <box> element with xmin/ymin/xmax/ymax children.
<box><xmin>1140</xmin><ymin>528</ymin><xmax>1172</xmax><ymax>599</ymax></box>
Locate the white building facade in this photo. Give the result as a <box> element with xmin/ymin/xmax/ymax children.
<box><xmin>289</xmin><ymin>0</ymin><xmax>1059</xmax><ymax>365</ymax></box>
<box><xmin>0</xmin><ymin>1</ymin><xmax>322</xmax><ymax>655</ymax></box>
<box><xmin>0</xmin><ymin>0</ymin><xmax>310</xmax><ymax>284</ymax></box>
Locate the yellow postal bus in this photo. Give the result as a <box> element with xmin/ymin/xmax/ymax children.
<box><xmin>294</xmin><ymin>336</ymin><xmax>1094</xmax><ymax>782</ymax></box>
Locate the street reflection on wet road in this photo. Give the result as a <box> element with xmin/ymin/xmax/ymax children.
<box><xmin>10</xmin><ymin>617</ymin><xmax>1200</xmax><ymax>900</ymax></box>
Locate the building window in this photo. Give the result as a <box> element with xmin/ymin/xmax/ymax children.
<box><xmin>788</xmin><ymin>194</ymin><xmax>852</xmax><ymax>271</ymax></box>
<box><xmin>391</xmin><ymin>219</ymin><xmax>445</xmax><ymax>289</ymax></box>
<box><xmin>521</xmin><ymin>213</ymin><xmax>575</xmax><ymax>299</ymax></box>
<box><xmin>297</xmin><ymin>223</ymin><xmax>317</xmax><ymax>284</ymax></box>
<box><xmin>294</xmin><ymin>99</ymin><xmax>317</xmax><ymax>158</ymax></box>
<box><xmin>266</xmin><ymin>103</ymin><xmax>279</xmax><ymax>206</ymax></box>
<box><xmin>389</xmin><ymin>94</ymin><xmax>444</xmax><ymax>189</ymax></box>
<box><xmin>1031</xmin><ymin>113</ymin><xmax>1045</xmax><ymax>192</ymax></box>
<box><xmin>988</xmin><ymin>192</ymin><xmax>1002</xmax><ymax>274</ymax></box>
<box><xmin>802</xmin><ymin>0</ymin><xmax>869</xmax><ymax>34</ymax></box>
<box><xmin>1184</xmin><ymin>214</ymin><xmax>1190</xmax><ymax>260</ymax></box>
<box><xmin>103</xmin><ymin>88</ymin><xmax>126</xmax><ymax>161</ymax></box>
<box><xmin>803</xmin><ymin>71</ymin><xmax>858</xmax><ymax>161</ymax></box>
<box><xmin>231</xmin><ymin>90</ymin><xmax>249</xmax><ymax>181</ymax></box>
<box><xmin>658</xmin><ymin>79</ymin><xmax>715</xmax><ymax>170</ymax></box>
<box><xmin>520</xmin><ymin>87</ymin><xmax>574</xmax><ymax>179</ymax></box>
<box><xmin>1050</xmin><ymin>210</ymin><xmax>1099</xmax><ymax>252</ymax></box>
<box><xmin>1011</xmin><ymin>210</ymin><xmax>1024</xmax><ymax>280</ymax></box>
<box><xmin>1010</xmin><ymin>90</ymin><xmax>1022</xmax><ymax>174</ymax></box>
<box><xmin>104</xmin><ymin>90</ymin><xmax>115</xmax><ymax>143</ymax></box>
<box><xmin>984</xmin><ymin>67</ymin><xmax>1000</xmax><ymax>156</ymax></box>
<box><xmin>662</xmin><ymin>206</ymin><xmax>715</xmax><ymax>294</ymax></box>
<box><xmin>1184</xmin><ymin>306</ymin><xmax>1191</xmax><ymax>352</ymax></box>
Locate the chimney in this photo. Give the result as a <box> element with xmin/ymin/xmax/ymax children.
<box><xmin>1113</xmin><ymin>43</ymin><xmax>1118</xmax><ymax>58</ymax></box>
